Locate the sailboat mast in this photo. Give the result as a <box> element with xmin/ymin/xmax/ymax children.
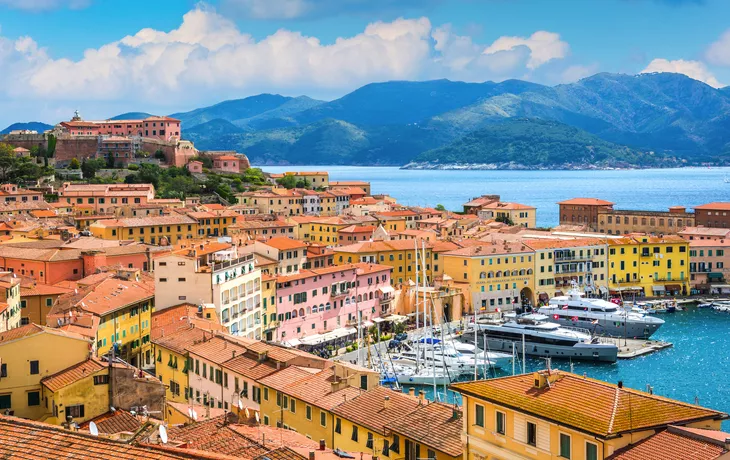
<box><xmin>414</xmin><ymin>240</ymin><xmax>420</xmax><ymax>372</ymax></box>
<box><xmin>423</xmin><ymin>239</ymin><xmax>437</xmax><ymax>400</ymax></box>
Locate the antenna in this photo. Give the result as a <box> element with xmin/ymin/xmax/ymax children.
<box><xmin>159</xmin><ymin>425</ymin><xmax>168</xmax><ymax>444</ymax></box>
<box><xmin>89</xmin><ymin>422</ymin><xmax>99</xmax><ymax>437</ymax></box>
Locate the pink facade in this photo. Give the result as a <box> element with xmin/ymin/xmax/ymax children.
<box><xmin>212</xmin><ymin>156</ymin><xmax>240</xmax><ymax>173</ymax></box>
<box><xmin>187</xmin><ymin>161</ymin><xmax>204</xmax><ymax>174</ymax></box>
<box><xmin>61</xmin><ymin>116</ymin><xmax>181</xmax><ymax>141</ymax></box>
<box><xmin>274</xmin><ymin>263</ymin><xmax>392</xmax><ymax>342</ymax></box>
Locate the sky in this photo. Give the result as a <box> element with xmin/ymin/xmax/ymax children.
<box><xmin>1</xmin><ymin>0</ymin><xmax>730</xmax><ymax>127</ymax></box>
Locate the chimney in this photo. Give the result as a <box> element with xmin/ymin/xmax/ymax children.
<box><xmin>408</xmin><ymin>387</ymin><xmax>415</xmax><ymax>397</ymax></box>
<box><xmin>418</xmin><ymin>390</ymin><xmax>425</xmax><ymax>402</ymax></box>
<box><xmin>319</xmin><ymin>439</ymin><xmax>326</xmax><ymax>451</ymax></box>
<box><xmin>618</xmin><ymin>380</ymin><xmax>623</xmax><ymax>389</ymax></box>
<box><xmin>383</xmin><ymin>395</ymin><xmax>390</xmax><ymax>410</ymax></box>
<box><xmin>309</xmin><ymin>452</ymin><xmax>315</xmax><ymax>460</ymax></box>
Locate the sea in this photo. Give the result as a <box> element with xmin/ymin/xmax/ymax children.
<box><xmin>261</xmin><ymin>166</ymin><xmax>730</xmax><ymax>228</ymax></box>
<box><xmin>261</xmin><ymin>165</ymin><xmax>730</xmax><ymax>421</ymax></box>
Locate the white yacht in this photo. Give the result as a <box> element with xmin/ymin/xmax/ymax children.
<box><xmin>394</xmin><ymin>342</ymin><xmax>479</xmax><ymax>375</ymax></box>
<box><xmin>539</xmin><ymin>289</ymin><xmax>664</xmax><ymax>338</ymax></box>
<box><xmin>465</xmin><ymin>314</ymin><xmax>618</xmax><ymax>363</ymax></box>
<box><xmin>448</xmin><ymin>340</ymin><xmax>513</xmax><ymax>370</ymax></box>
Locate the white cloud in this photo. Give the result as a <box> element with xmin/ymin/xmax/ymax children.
<box><xmin>705</xmin><ymin>29</ymin><xmax>730</xmax><ymax>67</ymax></box>
<box><xmin>640</xmin><ymin>58</ymin><xmax>722</xmax><ymax>87</ymax></box>
<box><xmin>221</xmin><ymin>0</ymin><xmax>442</xmax><ymax>19</ymax></box>
<box><xmin>0</xmin><ymin>0</ymin><xmax>89</xmax><ymax>11</ymax></box>
<box><xmin>483</xmin><ymin>31</ymin><xmax>569</xmax><ymax>70</ymax></box>
<box><xmin>0</xmin><ymin>7</ymin><xmax>580</xmax><ymax>125</ymax></box>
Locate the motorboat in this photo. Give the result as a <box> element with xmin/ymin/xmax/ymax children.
<box><xmin>539</xmin><ymin>288</ymin><xmax>664</xmax><ymax>338</ymax></box>
<box><xmin>449</xmin><ymin>340</ymin><xmax>513</xmax><ymax>370</ymax></box>
<box><xmin>394</xmin><ymin>342</ymin><xmax>480</xmax><ymax>374</ymax></box>
<box><xmin>463</xmin><ymin>313</ymin><xmax>619</xmax><ymax>363</ymax></box>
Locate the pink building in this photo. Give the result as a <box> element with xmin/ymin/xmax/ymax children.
<box><xmin>689</xmin><ymin>239</ymin><xmax>730</xmax><ymax>294</ymax></box>
<box><xmin>187</xmin><ymin>160</ymin><xmax>204</xmax><ymax>174</ymax></box>
<box><xmin>212</xmin><ymin>155</ymin><xmax>241</xmax><ymax>173</ymax></box>
<box><xmin>274</xmin><ymin>263</ymin><xmax>393</xmax><ymax>343</ymax></box>
<box><xmin>60</xmin><ymin>112</ymin><xmax>181</xmax><ymax>142</ymax></box>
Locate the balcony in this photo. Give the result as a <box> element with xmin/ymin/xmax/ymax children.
<box><xmin>641</xmin><ymin>252</ymin><xmax>655</xmax><ymax>258</ymax></box>
<box><xmin>652</xmin><ymin>277</ymin><xmax>686</xmax><ymax>282</ymax></box>
<box><xmin>554</xmin><ymin>255</ymin><xmax>592</xmax><ymax>263</ymax></box>
<box><xmin>330</xmin><ymin>289</ymin><xmax>352</xmax><ymax>299</ymax></box>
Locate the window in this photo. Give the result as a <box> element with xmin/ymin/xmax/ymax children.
<box><xmin>45</xmin><ymin>298</ymin><xmax>53</xmax><ymax>307</ymax></box>
<box><xmin>320</xmin><ymin>410</ymin><xmax>327</xmax><ymax>427</ymax></box>
<box><xmin>93</xmin><ymin>375</ymin><xmax>109</xmax><ymax>385</ymax></box>
<box><xmin>335</xmin><ymin>417</ymin><xmax>342</xmax><ymax>434</ymax></box>
<box><xmin>351</xmin><ymin>425</ymin><xmax>358</xmax><ymax>442</ymax></box>
<box><xmin>391</xmin><ymin>434</ymin><xmax>400</xmax><ymax>454</ymax></box>
<box><xmin>306</xmin><ymin>405</ymin><xmax>312</xmax><ymax>420</ymax></box>
<box><xmin>29</xmin><ymin>360</ymin><xmax>39</xmax><ymax>375</ymax></box>
<box><xmin>290</xmin><ymin>399</ymin><xmax>296</xmax><ymax>413</ymax></box>
<box><xmin>496</xmin><ymin>411</ymin><xmax>505</xmax><ymax>434</ymax></box>
<box><xmin>586</xmin><ymin>442</ymin><xmax>598</xmax><ymax>460</ymax></box>
<box><xmin>67</xmin><ymin>404</ymin><xmax>85</xmax><ymax>418</ymax></box>
<box><xmin>475</xmin><ymin>404</ymin><xmax>484</xmax><ymax>427</ymax></box>
<box><xmin>0</xmin><ymin>394</ymin><xmax>10</xmax><ymax>409</ymax></box>
<box><xmin>27</xmin><ymin>391</ymin><xmax>40</xmax><ymax>406</ymax></box>
<box><xmin>367</xmin><ymin>432</ymin><xmax>374</xmax><ymax>449</ymax></box>
<box><xmin>427</xmin><ymin>449</ymin><xmax>436</xmax><ymax>459</ymax></box>
<box><xmin>527</xmin><ymin>421</ymin><xmax>537</xmax><ymax>446</ymax></box>
<box><xmin>560</xmin><ymin>433</ymin><xmax>571</xmax><ymax>458</ymax></box>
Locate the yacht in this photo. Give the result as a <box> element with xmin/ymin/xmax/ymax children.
<box><xmin>463</xmin><ymin>314</ymin><xmax>618</xmax><ymax>363</ymax></box>
<box><xmin>448</xmin><ymin>339</ymin><xmax>513</xmax><ymax>370</ymax></box>
<box><xmin>539</xmin><ymin>289</ymin><xmax>664</xmax><ymax>338</ymax></box>
<box><xmin>394</xmin><ymin>342</ymin><xmax>479</xmax><ymax>375</ymax></box>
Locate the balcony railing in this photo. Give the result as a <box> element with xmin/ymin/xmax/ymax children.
<box><xmin>653</xmin><ymin>277</ymin><xmax>686</xmax><ymax>282</ymax></box>
<box><xmin>331</xmin><ymin>289</ymin><xmax>352</xmax><ymax>299</ymax></box>
<box><xmin>554</xmin><ymin>255</ymin><xmax>592</xmax><ymax>262</ymax></box>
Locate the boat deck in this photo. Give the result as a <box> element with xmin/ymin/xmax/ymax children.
<box><xmin>599</xmin><ymin>337</ymin><xmax>673</xmax><ymax>359</ymax></box>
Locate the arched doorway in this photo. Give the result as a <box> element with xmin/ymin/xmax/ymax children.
<box><xmin>443</xmin><ymin>303</ymin><xmax>451</xmax><ymax>323</ymax></box>
<box><xmin>520</xmin><ymin>287</ymin><xmax>533</xmax><ymax>309</ymax></box>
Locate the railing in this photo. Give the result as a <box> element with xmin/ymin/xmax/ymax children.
<box><xmin>652</xmin><ymin>277</ymin><xmax>686</xmax><ymax>282</ymax></box>
<box><xmin>331</xmin><ymin>289</ymin><xmax>352</xmax><ymax>299</ymax></box>
<box><xmin>555</xmin><ymin>267</ymin><xmax>588</xmax><ymax>274</ymax></box>
<box><xmin>554</xmin><ymin>255</ymin><xmax>592</xmax><ymax>262</ymax></box>
<box><xmin>641</xmin><ymin>253</ymin><xmax>655</xmax><ymax>258</ymax></box>
<box><xmin>212</xmin><ymin>254</ymin><xmax>254</xmax><ymax>272</ymax></box>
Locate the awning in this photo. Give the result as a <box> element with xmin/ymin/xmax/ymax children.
<box><xmin>711</xmin><ymin>284</ymin><xmax>730</xmax><ymax>289</ymax></box>
<box><xmin>708</xmin><ymin>273</ymin><xmax>724</xmax><ymax>280</ymax></box>
<box><xmin>665</xmin><ymin>284</ymin><xmax>682</xmax><ymax>291</ymax></box>
<box><xmin>378</xmin><ymin>286</ymin><xmax>395</xmax><ymax>295</ymax></box>
<box><xmin>283</xmin><ymin>338</ymin><xmax>302</xmax><ymax>347</ymax></box>
<box><xmin>610</xmin><ymin>286</ymin><xmax>643</xmax><ymax>292</ymax></box>
<box><xmin>652</xmin><ymin>286</ymin><xmax>665</xmax><ymax>293</ymax></box>
<box><xmin>538</xmin><ymin>292</ymin><xmax>549</xmax><ymax>301</ymax></box>
<box><xmin>362</xmin><ymin>320</ymin><xmax>374</xmax><ymax>328</ymax></box>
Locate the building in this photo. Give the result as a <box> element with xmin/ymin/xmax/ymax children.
<box><xmin>0</xmin><ymin>324</ymin><xmax>91</xmax><ymax>419</ymax></box>
<box><xmin>229</xmin><ymin>217</ymin><xmax>296</xmax><ymax>241</ymax></box>
<box><xmin>273</xmin><ymin>171</ymin><xmax>330</xmax><ymax>188</ymax></box>
<box><xmin>19</xmin><ymin>282</ymin><xmax>72</xmax><ymax>326</ymax></box>
<box><xmin>59</xmin><ymin>183</ymin><xmax>156</xmax><ymax>214</ymax></box>
<box><xmin>558</xmin><ymin>198</ymin><xmax>615</xmax><ymax>229</ymax></box>
<box><xmin>212</xmin><ymin>155</ymin><xmax>242</xmax><ymax>174</ymax></box>
<box><xmin>0</xmin><ymin>184</ymin><xmax>44</xmax><ymax>203</ymax></box>
<box><xmin>186</xmin><ymin>160</ymin><xmax>203</xmax><ymax>174</ymax></box>
<box><xmin>98</xmin><ymin>136</ymin><xmax>134</xmax><ymax>166</ymax></box>
<box><xmin>48</xmin><ymin>271</ymin><xmax>155</xmax><ymax>368</ymax></box>
<box><xmin>236</xmin><ymin>190</ymin><xmax>304</xmax><ymax>216</ymax></box>
<box><xmin>329</xmin><ymin>180</ymin><xmax>371</xmax><ymax>195</ymax></box>
<box><xmin>154</xmin><ymin>246</ymin><xmax>263</xmax><ymax>339</ymax></box>
<box><xmin>689</xmin><ymin>239</ymin><xmax>730</xmax><ymax>295</ymax></box>
<box><xmin>306</xmin><ymin>216</ymin><xmax>376</xmax><ymax>245</ymax></box>
<box><xmin>679</xmin><ymin>226</ymin><xmax>730</xmax><ymax>241</ymax></box>
<box><xmin>385</xmin><ymin>399</ymin><xmax>463</xmax><ymax>460</ymax></box>
<box><xmin>338</xmin><ymin>225</ymin><xmax>376</xmax><ymax>243</ymax></box>
<box><xmin>442</xmin><ymin>242</ymin><xmax>535</xmax><ymax>313</ymax></box>
<box><xmin>463</xmin><ymin>195</ymin><xmax>501</xmax><ymax>214</ymax></box>
<box><xmin>89</xmin><ymin>215</ymin><xmax>198</xmax><ymax>245</ymax></box>
<box><xmin>695</xmin><ymin>202</ymin><xmax>730</xmax><ymax>228</ymax></box>
<box><xmin>60</xmin><ymin>112</ymin><xmax>181</xmax><ymax>142</ymax></box>
<box><xmin>450</xmin><ymin>370</ymin><xmax>727</xmax><ymax>460</ymax></box>
<box><xmin>273</xmin><ymin>263</ymin><xmax>392</xmax><ymax>342</ymax></box>
<box><xmin>478</xmin><ymin>202</ymin><xmax>537</xmax><ymax>228</ymax></box>
<box><xmin>348</xmin><ymin>197</ymin><xmax>392</xmax><ymax>217</ymax></box>
<box><xmin>334</xmin><ymin>239</ymin><xmax>435</xmax><ymax>286</ymax></box>
<box><xmin>252</xmin><ymin>237</ymin><xmax>307</xmax><ymax>275</ymax></box>
<box><xmin>0</xmin><ymin>274</ymin><xmax>22</xmax><ymax>332</ymax></box>
<box><xmin>525</xmin><ymin>239</ymin><xmax>608</xmax><ymax>304</ymax></box>
<box><xmin>186</xmin><ymin>210</ymin><xmax>239</xmax><ymax>238</ymax></box>
<box><xmin>597</xmin><ymin>206</ymin><xmax>694</xmax><ymax>235</ymax></box>
<box><xmin>607</xmin><ymin>235</ymin><xmax>690</xmax><ymax>297</ymax></box>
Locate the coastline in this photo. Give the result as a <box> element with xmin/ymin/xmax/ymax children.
<box><xmin>400</xmin><ymin>161</ymin><xmax>689</xmax><ymax>171</ymax></box>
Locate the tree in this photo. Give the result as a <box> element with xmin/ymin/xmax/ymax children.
<box><xmin>495</xmin><ymin>214</ymin><xmax>515</xmax><ymax>226</ymax></box>
<box><xmin>0</xmin><ymin>143</ymin><xmax>16</xmax><ymax>181</ymax></box>
<box><xmin>46</xmin><ymin>134</ymin><xmax>56</xmax><ymax>157</ymax></box>
<box><xmin>435</xmin><ymin>204</ymin><xmax>447</xmax><ymax>211</ymax></box>
<box><xmin>81</xmin><ymin>158</ymin><xmax>107</xmax><ymax>179</ymax></box>
<box><xmin>192</xmin><ymin>155</ymin><xmax>213</xmax><ymax>169</ymax></box>
<box><xmin>276</xmin><ymin>175</ymin><xmax>297</xmax><ymax>189</ymax></box>
<box><xmin>69</xmin><ymin>158</ymin><xmax>81</xmax><ymax>169</ymax></box>
<box><xmin>154</xmin><ymin>149</ymin><xmax>166</xmax><ymax>160</ymax></box>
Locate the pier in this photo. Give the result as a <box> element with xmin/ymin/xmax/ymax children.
<box><xmin>601</xmin><ymin>337</ymin><xmax>673</xmax><ymax>359</ymax></box>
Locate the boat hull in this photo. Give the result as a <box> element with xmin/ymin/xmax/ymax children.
<box><xmin>462</xmin><ymin>332</ymin><xmax>618</xmax><ymax>363</ymax></box>
<box><xmin>548</xmin><ymin>317</ymin><xmax>662</xmax><ymax>339</ymax></box>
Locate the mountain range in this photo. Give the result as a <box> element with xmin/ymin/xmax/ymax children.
<box><xmin>5</xmin><ymin>72</ymin><xmax>730</xmax><ymax>168</ymax></box>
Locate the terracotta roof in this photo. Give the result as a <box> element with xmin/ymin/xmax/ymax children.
<box><xmin>80</xmin><ymin>410</ymin><xmax>141</xmax><ymax>435</ymax></box>
<box><xmin>215</xmin><ymin>155</ymin><xmax>239</xmax><ymax>161</ymax></box>
<box><xmin>385</xmin><ymin>402</ymin><xmax>463</xmax><ymax>457</ymax></box>
<box><xmin>442</xmin><ymin>241</ymin><xmax>533</xmax><ymax>257</ymax></box>
<box><xmin>524</xmin><ymin>238</ymin><xmax>605</xmax><ymax>250</ymax></box>
<box><xmin>338</xmin><ymin>225</ymin><xmax>376</xmax><ymax>234</ymax></box>
<box><xmin>263</xmin><ymin>237</ymin><xmax>307</xmax><ymax>250</ymax></box>
<box><xmin>331</xmin><ymin>386</ymin><xmax>421</xmax><ymax>435</ymax></box>
<box><xmin>0</xmin><ymin>323</ymin><xmax>89</xmax><ymax>345</ymax></box>
<box><xmin>0</xmin><ymin>415</ymin><xmax>198</xmax><ymax>459</ymax></box>
<box><xmin>221</xmin><ymin>354</ymin><xmax>280</xmax><ymax>381</ymax></box>
<box><xmin>680</xmin><ymin>227</ymin><xmax>730</xmax><ymax>237</ymax></box>
<box><xmin>695</xmin><ymin>202</ymin><xmax>730</xmax><ymax>211</ymax></box>
<box><xmin>167</xmin><ymin>415</ymin><xmax>267</xmax><ymax>458</ymax></box>
<box><xmin>187</xmin><ymin>336</ymin><xmax>249</xmax><ymax>365</ymax></box>
<box><xmin>607</xmin><ymin>426</ymin><xmax>729</xmax><ymax>460</ymax></box>
<box><xmin>451</xmin><ymin>371</ymin><xmax>727</xmax><ymax>438</ymax></box>
<box><xmin>153</xmin><ymin>326</ymin><xmax>211</xmax><ymax>355</ymax></box>
<box><xmin>92</xmin><ymin>215</ymin><xmax>197</xmax><ymax>228</ymax></box>
<box><xmin>334</xmin><ymin>239</ymin><xmax>433</xmax><ymax>253</ymax></box>
<box><xmin>41</xmin><ymin>358</ymin><xmax>109</xmax><ymax>392</ymax></box>
<box><xmin>275</xmin><ymin>262</ymin><xmax>389</xmax><ymax>284</ymax></box>
<box><xmin>51</xmin><ymin>275</ymin><xmax>154</xmax><ymax>317</ymax></box>
<box><xmin>558</xmin><ymin>198</ymin><xmax>615</xmax><ymax>206</ymax></box>
<box><xmin>151</xmin><ymin>304</ymin><xmax>226</xmax><ymax>341</ymax></box>
<box><xmin>253</xmin><ymin>446</ymin><xmax>307</xmax><ymax>460</ymax></box>
<box><xmin>21</xmin><ymin>283</ymin><xmax>73</xmax><ymax>297</ymax></box>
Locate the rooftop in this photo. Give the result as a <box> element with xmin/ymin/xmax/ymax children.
<box><xmin>695</xmin><ymin>202</ymin><xmax>730</xmax><ymax>211</ymax></box>
<box><xmin>451</xmin><ymin>371</ymin><xmax>727</xmax><ymax>438</ymax></box>
<box><xmin>607</xmin><ymin>426</ymin><xmax>730</xmax><ymax>460</ymax></box>
<box><xmin>331</xmin><ymin>386</ymin><xmax>421</xmax><ymax>435</ymax></box>
<box><xmin>385</xmin><ymin>402</ymin><xmax>463</xmax><ymax>457</ymax></box>
<box><xmin>558</xmin><ymin>198</ymin><xmax>615</xmax><ymax>206</ymax></box>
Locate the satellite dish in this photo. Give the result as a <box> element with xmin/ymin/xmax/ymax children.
<box><xmin>255</xmin><ymin>412</ymin><xmax>260</xmax><ymax>423</ymax></box>
<box><xmin>110</xmin><ymin>407</ymin><xmax>116</xmax><ymax>412</ymax></box>
<box><xmin>187</xmin><ymin>408</ymin><xmax>193</xmax><ymax>418</ymax></box>
<box><xmin>192</xmin><ymin>409</ymin><xmax>198</xmax><ymax>421</ymax></box>
<box><xmin>159</xmin><ymin>425</ymin><xmax>168</xmax><ymax>444</ymax></box>
<box><xmin>89</xmin><ymin>422</ymin><xmax>99</xmax><ymax>437</ymax></box>
<box><xmin>244</xmin><ymin>407</ymin><xmax>250</xmax><ymax>418</ymax></box>
<box><xmin>238</xmin><ymin>400</ymin><xmax>243</xmax><ymax>411</ymax></box>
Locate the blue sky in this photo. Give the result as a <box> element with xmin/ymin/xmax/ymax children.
<box><xmin>1</xmin><ymin>0</ymin><xmax>729</xmax><ymax>126</ymax></box>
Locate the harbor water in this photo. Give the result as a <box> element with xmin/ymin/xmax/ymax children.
<box><xmin>397</xmin><ymin>306</ymin><xmax>730</xmax><ymax>427</ymax></box>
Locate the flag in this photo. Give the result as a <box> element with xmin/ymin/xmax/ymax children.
<box><xmin>561</xmin><ymin>305</ymin><xmax>568</xmax><ymax>310</ymax></box>
<box><xmin>571</xmin><ymin>316</ymin><xmax>579</xmax><ymax>322</ymax></box>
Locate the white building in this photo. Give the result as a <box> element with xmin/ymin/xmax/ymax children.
<box><xmin>153</xmin><ymin>243</ymin><xmax>263</xmax><ymax>339</ymax></box>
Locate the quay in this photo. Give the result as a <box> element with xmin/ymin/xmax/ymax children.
<box><xmin>601</xmin><ymin>337</ymin><xmax>673</xmax><ymax>359</ymax></box>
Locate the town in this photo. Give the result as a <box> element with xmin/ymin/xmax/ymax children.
<box><xmin>0</xmin><ymin>113</ymin><xmax>729</xmax><ymax>459</ymax></box>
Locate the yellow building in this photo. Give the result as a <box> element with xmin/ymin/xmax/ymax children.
<box><xmin>20</xmin><ymin>283</ymin><xmax>72</xmax><ymax>327</ymax></box>
<box><xmin>442</xmin><ymin>242</ymin><xmax>534</xmax><ymax>313</ymax></box>
<box><xmin>236</xmin><ymin>189</ymin><xmax>304</xmax><ymax>216</ymax></box>
<box><xmin>187</xmin><ymin>210</ymin><xmax>240</xmax><ymax>238</ymax></box>
<box><xmin>0</xmin><ymin>324</ymin><xmax>91</xmax><ymax>420</ymax></box>
<box><xmin>258</xmin><ymin>362</ymin><xmax>377</xmax><ymax>448</ymax></box>
<box><xmin>335</xmin><ymin>239</ymin><xmax>436</xmax><ymax>286</ymax></box>
<box><xmin>152</xmin><ymin>327</ymin><xmax>211</xmax><ymax>404</ymax></box>
<box><xmin>40</xmin><ymin>358</ymin><xmax>113</xmax><ymax>425</ymax></box>
<box><xmin>89</xmin><ymin>215</ymin><xmax>198</xmax><ymax>245</ymax></box>
<box><xmin>451</xmin><ymin>370</ymin><xmax>726</xmax><ymax>460</ymax></box>
<box><xmin>525</xmin><ymin>238</ymin><xmax>608</xmax><ymax>305</ymax></box>
<box><xmin>385</xmin><ymin>400</ymin><xmax>463</xmax><ymax>460</ymax></box>
<box><xmin>49</xmin><ymin>272</ymin><xmax>155</xmax><ymax>368</ymax></box>
<box><xmin>372</xmin><ymin>211</ymin><xmax>415</xmax><ymax>232</ymax></box>
<box><xmin>0</xmin><ymin>276</ymin><xmax>21</xmax><ymax>332</ymax></box>
<box><xmin>608</xmin><ymin>235</ymin><xmax>690</xmax><ymax>297</ymax></box>
<box><xmin>261</xmin><ymin>274</ymin><xmax>277</xmax><ymax>341</ymax></box>
<box><xmin>308</xmin><ymin>216</ymin><xmax>375</xmax><ymax>245</ymax></box>
<box><xmin>278</xmin><ymin>171</ymin><xmax>329</xmax><ymax>188</ymax></box>
<box><xmin>477</xmin><ymin>202</ymin><xmax>537</xmax><ymax>228</ymax></box>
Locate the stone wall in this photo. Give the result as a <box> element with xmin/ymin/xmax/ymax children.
<box><xmin>111</xmin><ymin>366</ymin><xmax>166</xmax><ymax>415</ymax></box>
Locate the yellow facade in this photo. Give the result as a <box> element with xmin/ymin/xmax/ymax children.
<box><xmin>95</xmin><ymin>298</ymin><xmax>153</xmax><ymax>368</ymax></box>
<box><xmin>442</xmin><ymin>245</ymin><xmax>534</xmax><ymax>313</ymax></box>
<box><xmin>261</xmin><ymin>276</ymin><xmax>277</xmax><ymax>341</ymax></box>
<box><xmin>192</xmin><ymin>213</ymin><xmax>239</xmax><ymax>238</ymax></box>
<box><xmin>375</xmin><ymin>216</ymin><xmax>409</xmax><ymax>233</ymax></box>
<box><xmin>308</xmin><ymin>221</ymin><xmax>351</xmax><ymax>244</ymax></box>
<box><xmin>334</xmin><ymin>243</ymin><xmax>434</xmax><ymax>286</ymax></box>
<box><xmin>259</xmin><ymin>386</ymin><xmax>335</xmax><ymax>446</ymax></box>
<box><xmin>41</xmin><ymin>367</ymin><xmax>109</xmax><ymax>425</ymax></box>
<box><xmin>283</xmin><ymin>171</ymin><xmax>330</xmax><ymax>188</ymax></box>
<box><xmin>333</xmin><ymin>417</ymin><xmax>393</xmax><ymax>458</ymax></box>
<box><xmin>608</xmin><ymin>235</ymin><xmax>690</xmax><ymax>297</ymax></box>
<box><xmin>153</xmin><ymin>343</ymin><xmax>189</xmax><ymax>404</ymax></box>
<box><xmin>0</xmin><ymin>327</ymin><xmax>90</xmax><ymax>420</ymax></box>
<box><xmin>90</xmin><ymin>220</ymin><xmax>198</xmax><ymax>245</ymax></box>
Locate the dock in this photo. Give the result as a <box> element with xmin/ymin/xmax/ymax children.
<box><xmin>605</xmin><ymin>338</ymin><xmax>673</xmax><ymax>359</ymax></box>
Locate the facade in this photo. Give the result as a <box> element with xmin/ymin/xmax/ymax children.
<box><xmin>90</xmin><ymin>215</ymin><xmax>198</xmax><ymax>244</ymax></box>
<box><xmin>212</xmin><ymin>155</ymin><xmax>241</xmax><ymax>173</ymax></box>
<box><xmin>252</xmin><ymin>237</ymin><xmax>307</xmax><ymax>275</ymax></box>
<box><xmin>20</xmin><ymin>282</ymin><xmax>72</xmax><ymax>326</ymax></box>
<box><xmin>695</xmin><ymin>202</ymin><xmax>730</xmax><ymax>228</ymax></box>
<box><xmin>334</xmin><ymin>239</ymin><xmax>435</xmax><ymax>286</ymax></box>
<box><xmin>689</xmin><ymin>239</ymin><xmax>730</xmax><ymax>295</ymax></box>
<box><xmin>478</xmin><ymin>202</ymin><xmax>537</xmax><ymax>228</ymax></box>
<box><xmin>442</xmin><ymin>242</ymin><xmax>535</xmax><ymax>313</ymax></box>
<box><xmin>607</xmin><ymin>235</ymin><xmax>690</xmax><ymax>297</ymax></box>
<box><xmin>0</xmin><ymin>324</ymin><xmax>91</xmax><ymax>420</ymax></box>
<box><xmin>60</xmin><ymin>113</ymin><xmax>181</xmax><ymax>142</ymax></box>
<box><xmin>0</xmin><ymin>184</ymin><xmax>44</xmax><ymax>203</ymax></box>
<box><xmin>98</xmin><ymin>137</ymin><xmax>134</xmax><ymax>166</ymax></box>
<box><xmin>329</xmin><ymin>180</ymin><xmax>371</xmax><ymax>195</ymax></box>
<box><xmin>229</xmin><ymin>218</ymin><xmax>295</xmax><ymax>240</ymax></box>
<box><xmin>558</xmin><ymin>198</ymin><xmax>615</xmax><ymax>230</ymax></box>
<box><xmin>451</xmin><ymin>370</ymin><xmax>727</xmax><ymax>460</ymax></box>
<box><xmin>463</xmin><ymin>195</ymin><xmax>501</xmax><ymax>214</ymax></box>
<box><xmin>306</xmin><ymin>216</ymin><xmax>376</xmax><ymax>244</ymax></box>
<box><xmin>0</xmin><ymin>276</ymin><xmax>22</xmax><ymax>332</ymax></box>
<box><xmin>237</xmin><ymin>190</ymin><xmax>304</xmax><ymax>216</ymax></box>
<box><xmin>59</xmin><ymin>183</ymin><xmax>156</xmax><ymax>214</ymax></box>
<box><xmin>597</xmin><ymin>206</ymin><xmax>694</xmax><ymax>235</ymax></box>
<box><xmin>273</xmin><ymin>263</ymin><xmax>392</xmax><ymax>342</ymax></box>
<box><xmin>187</xmin><ymin>160</ymin><xmax>203</xmax><ymax>173</ymax></box>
